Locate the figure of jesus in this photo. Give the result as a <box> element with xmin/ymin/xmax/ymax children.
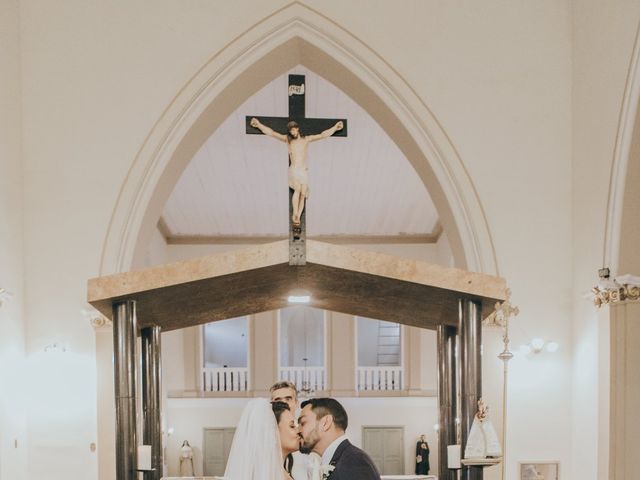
<box><xmin>250</xmin><ymin>117</ymin><xmax>343</xmax><ymax>225</ymax></box>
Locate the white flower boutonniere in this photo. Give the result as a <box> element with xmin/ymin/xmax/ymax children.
<box><xmin>320</xmin><ymin>464</ymin><xmax>335</xmax><ymax>479</ymax></box>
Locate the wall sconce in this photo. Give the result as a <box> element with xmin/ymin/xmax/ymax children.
<box><xmin>519</xmin><ymin>338</ymin><xmax>559</xmax><ymax>355</ymax></box>
<box><xmin>44</xmin><ymin>343</ymin><xmax>67</xmax><ymax>354</ymax></box>
<box><xmin>0</xmin><ymin>288</ymin><xmax>14</xmax><ymax>307</ymax></box>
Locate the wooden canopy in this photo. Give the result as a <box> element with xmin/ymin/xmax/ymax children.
<box><xmin>87</xmin><ymin>240</ymin><xmax>507</xmax><ymax>331</ymax></box>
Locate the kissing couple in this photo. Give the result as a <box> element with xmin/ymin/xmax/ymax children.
<box><xmin>223</xmin><ymin>381</ymin><xmax>380</xmax><ymax>480</ymax></box>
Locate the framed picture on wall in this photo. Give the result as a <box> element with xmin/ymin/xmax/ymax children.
<box><xmin>519</xmin><ymin>461</ymin><xmax>559</xmax><ymax>480</ymax></box>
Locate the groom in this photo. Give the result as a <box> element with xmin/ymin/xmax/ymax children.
<box><xmin>299</xmin><ymin>398</ymin><xmax>380</xmax><ymax>479</ymax></box>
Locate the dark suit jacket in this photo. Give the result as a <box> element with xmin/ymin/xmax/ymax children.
<box><xmin>329</xmin><ymin>439</ymin><xmax>380</xmax><ymax>480</ymax></box>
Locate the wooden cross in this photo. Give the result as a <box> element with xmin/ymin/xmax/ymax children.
<box><xmin>246</xmin><ymin>74</ymin><xmax>348</xmax><ymax>265</ymax></box>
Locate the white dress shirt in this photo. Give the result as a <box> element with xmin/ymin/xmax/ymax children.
<box><xmin>321</xmin><ymin>434</ymin><xmax>348</xmax><ymax>465</ymax></box>
<box><xmin>291</xmin><ymin>451</ymin><xmax>310</xmax><ymax>480</ymax></box>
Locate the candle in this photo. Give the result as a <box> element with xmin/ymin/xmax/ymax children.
<box><xmin>447</xmin><ymin>444</ymin><xmax>461</xmax><ymax>469</ymax></box>
<box><xmin>138</xmin><ymin>445</ymin><xmax>152</xmax><ymax>471</ymax></box>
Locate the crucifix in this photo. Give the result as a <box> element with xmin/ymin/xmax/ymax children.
<box><xmin>246</xmin><ymin>74</ymin><xmax>348</xmax><ymax>265</ymax></box>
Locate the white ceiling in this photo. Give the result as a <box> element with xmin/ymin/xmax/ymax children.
<box><xmin>161</xmin><ymin>66</ymin><xmax>439</xmax><ymax>239</ymax></box>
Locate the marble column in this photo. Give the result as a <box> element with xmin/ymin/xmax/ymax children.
<box><xmin>142</xmin><ymin>326</ymin><xmax>163</xmax><ymax>480</ymax></box>
<box><xmin>113</xmin><ymin>300</ymin><xmax>138</xmax><ymax>480</ymax></box>
<box><xmin>459</xmin><ymin>298</ymin><xmax>483</xmax><ymax>480</ymax></box>
<box><xmin>437</xmin><ymin>324</ymin><xmax>458</xmax><ymax>480</ymax></box>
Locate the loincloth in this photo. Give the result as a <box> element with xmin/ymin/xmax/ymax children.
<box><xmin>288</xmin><ymin>166</ymin><xmax>309</xmax><ymax>197</ymax></box>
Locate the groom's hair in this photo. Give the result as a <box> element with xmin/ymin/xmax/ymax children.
<box><xmin>300</xmin><ymin>398</ymin><xmax>348</xmax><ymax>431</ymax></box>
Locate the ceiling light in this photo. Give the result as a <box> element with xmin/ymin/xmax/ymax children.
<box><xmin>288</xmin><ymin>295</ymin><xmax>310</xmax><ymax>304</ymax></box>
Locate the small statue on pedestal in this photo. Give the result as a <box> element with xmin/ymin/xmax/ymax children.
<box><xmin>415</xmin><ymin>434</ymin><xmax>430</xmax><ymax>475</ymax></box>
<box><xmin>464</xmin><ymin>399</ymin><xmax>502</xmax><ymax>460</ymax></box>
<box><xmin>179</xmin><ymin>440</ymin><xmax>195</xmax><ymax>477</ymax></box>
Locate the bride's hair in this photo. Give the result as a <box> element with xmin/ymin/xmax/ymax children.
<box><xmin>271</xmin><ymin>400</ymin><xmax>290</xmax><ymax>422</ymax></box>
<box><xmin>271</xmin><ymin>401</ymin><xmax>293</xmax><ymax>474</ymax></box>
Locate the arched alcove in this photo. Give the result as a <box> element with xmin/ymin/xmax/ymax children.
<box><xmin>98</xmin><ymin>3</ymin><xmax>498</xmax><ymax>278</ymax></box>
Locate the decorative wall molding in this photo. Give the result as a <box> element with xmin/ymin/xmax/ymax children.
<box><xmin>604</xmin><ymin>18</ymin><xmax>640</xmax><ymax>271</ymax></box>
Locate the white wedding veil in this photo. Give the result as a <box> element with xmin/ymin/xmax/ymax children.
<box><xmin>224</xmin><ymin>398</ymin><xmax>284</xmax><ymax>480</ymax></box>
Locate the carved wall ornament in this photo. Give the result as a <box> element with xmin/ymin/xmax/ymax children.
<box><xmin>83</xmin><ymin>307</ymin><xmax>112</xmax><ymax>330</ymax></box>
<box><xmin>483</xmin><ymin>288</ymin><xmax>519</xmax><ymax>328</ymax></box>
<box><xmin>590</xmin><ymin>270</ymin><xmax>640</xmax><ymax>308</ymax></box>
<box><xmin>89</xmin><ymin>315</ymin><xmax>112</xmax><ymax>330</ymax></box>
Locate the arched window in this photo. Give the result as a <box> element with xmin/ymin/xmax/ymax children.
<box><xmin>278</xmin><ymin>306</ymin><xmax>326</xmax><ymax>393</ymax></box>
<box><xmin>202</xmin><ymin>317</ymin><xmax>249</xmax><ymax>392</ymax></box>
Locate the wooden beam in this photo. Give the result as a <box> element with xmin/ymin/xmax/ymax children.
<box><xmin>87</xmin><ymin>240</ymin><xmax>506</xmax><ymax>333</ymax></box>
<box><xmin>159</xmin><ymin>220</ymin><xmax>444</xmax><ymax>245</ymax></box>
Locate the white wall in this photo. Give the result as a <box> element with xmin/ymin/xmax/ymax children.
<box><xmin>13</xmin><ymin>2</ymin><xmax>640</xmax><ymax>479</ymax></box>
<box><xmin>0</xmin><ymin>1</ymin><xmax>27</xmax><ymax>479</ymax></box>
<box><xmin>571</xmin><ymin>2</ymin><xmax>640</xmax><ymax>479</ymax></box>
<box><xmin>164</xmin><ymin>396</ymin><xmax>438</xmax><ymax>477</ymax></box>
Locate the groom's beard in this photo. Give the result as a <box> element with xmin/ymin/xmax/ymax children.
<box><xmin>301</xmin><ymin>427</ymin><xmax>321</xmax><ymax>453</ymax></box>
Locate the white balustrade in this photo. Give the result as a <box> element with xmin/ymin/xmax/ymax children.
<box><xmin>279</xmin><ymin>366</ymin><xmax>326</xmax><ymax>391</ymax></box>
<box><xmin>202</xmin><ymin>367</ymin><xmax>249</xmax><ymax>392</ymax></box>
<box><xmin>356</xmin><ymin>366</ymin><xmax>403</xmax><ymax>391</ymax></box>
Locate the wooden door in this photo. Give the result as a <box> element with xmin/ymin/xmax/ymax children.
<box><xmin>362</xmin><ymin>426</ymin><xmax>404</xmax><ymax>475</ymax></box>
<box><xmin>203</xmin><ymin>428</ymin><xmax>235</xmax><ymax>476</ymax></box>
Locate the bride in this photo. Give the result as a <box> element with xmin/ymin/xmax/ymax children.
<box><xmin>224</xmin><ymin>398</ymin><xmax>301</xmax><ymax>480</ymax></box>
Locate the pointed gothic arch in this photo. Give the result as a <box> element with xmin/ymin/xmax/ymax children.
<box><xmin>98</xmin><ymin>2</ymin><xmax>499</xmax><ymax>277</ymax></box>
<box><xmin>604</xmin><ymin>18</ymin><xmax>640</xmax><ymax>270</ymax></box>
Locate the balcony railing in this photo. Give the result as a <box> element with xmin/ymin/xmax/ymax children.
<box><xmin>279</xmin><ymin>366</ymin><xmax>326</xmax><ymax>392</ymax></box>
<box><xmin>356</xmin><ymin>366</ymin><xmax>403</xmax><ymax>391</ymax></box>
<box><xmin>202</xmin><ymin>367</ymin><xmax>249</xmax><ymax>392</ymax></box>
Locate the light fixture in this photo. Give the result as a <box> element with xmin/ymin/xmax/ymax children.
<box><xmin>44</xmin><ymin>343</ymin><xmax>67</xmax><ymax>354</ymax></box>
<box><xmin>519</xmin><ymin>338</ymin><xmax>559</xmax><ymax>355</ymax></box>
<box><xmin>298</xmin><ymin>357</ymin><xmax>315</xmax><ymax>397</ymax></box>
<box><xmin>590</xmin><ymin>268</ymin><xmax>640</xmax><ymax>307</ymax></box>
<box><xmin>0</xmin><ymin>288</ymin><xmax>14</xmax><ymax>307</ymax></box>
<box><xmin>288</xmin><ymin>295</ymin><xmax>310</xmax><ymax>304</ymax></box>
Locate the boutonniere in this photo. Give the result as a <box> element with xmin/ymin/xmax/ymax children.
<box><xmin>320</xmin><ymin>463</ymin><xmax>335</xmax><ymax>479</ymax></box>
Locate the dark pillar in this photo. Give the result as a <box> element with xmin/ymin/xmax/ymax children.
<box><xmin>142</xmin><ymin>326</ymin><xmax>163</xmax><ymax>480</ymax></box>
<box><xmin>437</xmin><ymin>325</ymin><xmax>458</xmax><ymax>480</ymax></box>
<box><xmin>459</xmin><ymin>298</ymin><xmax>483</xmax><ymax>480</ymax></box>
<box><xmin>113</xmin><ymin>300</ymin><xmax>138</xmax><ymax>480</ymax></box>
